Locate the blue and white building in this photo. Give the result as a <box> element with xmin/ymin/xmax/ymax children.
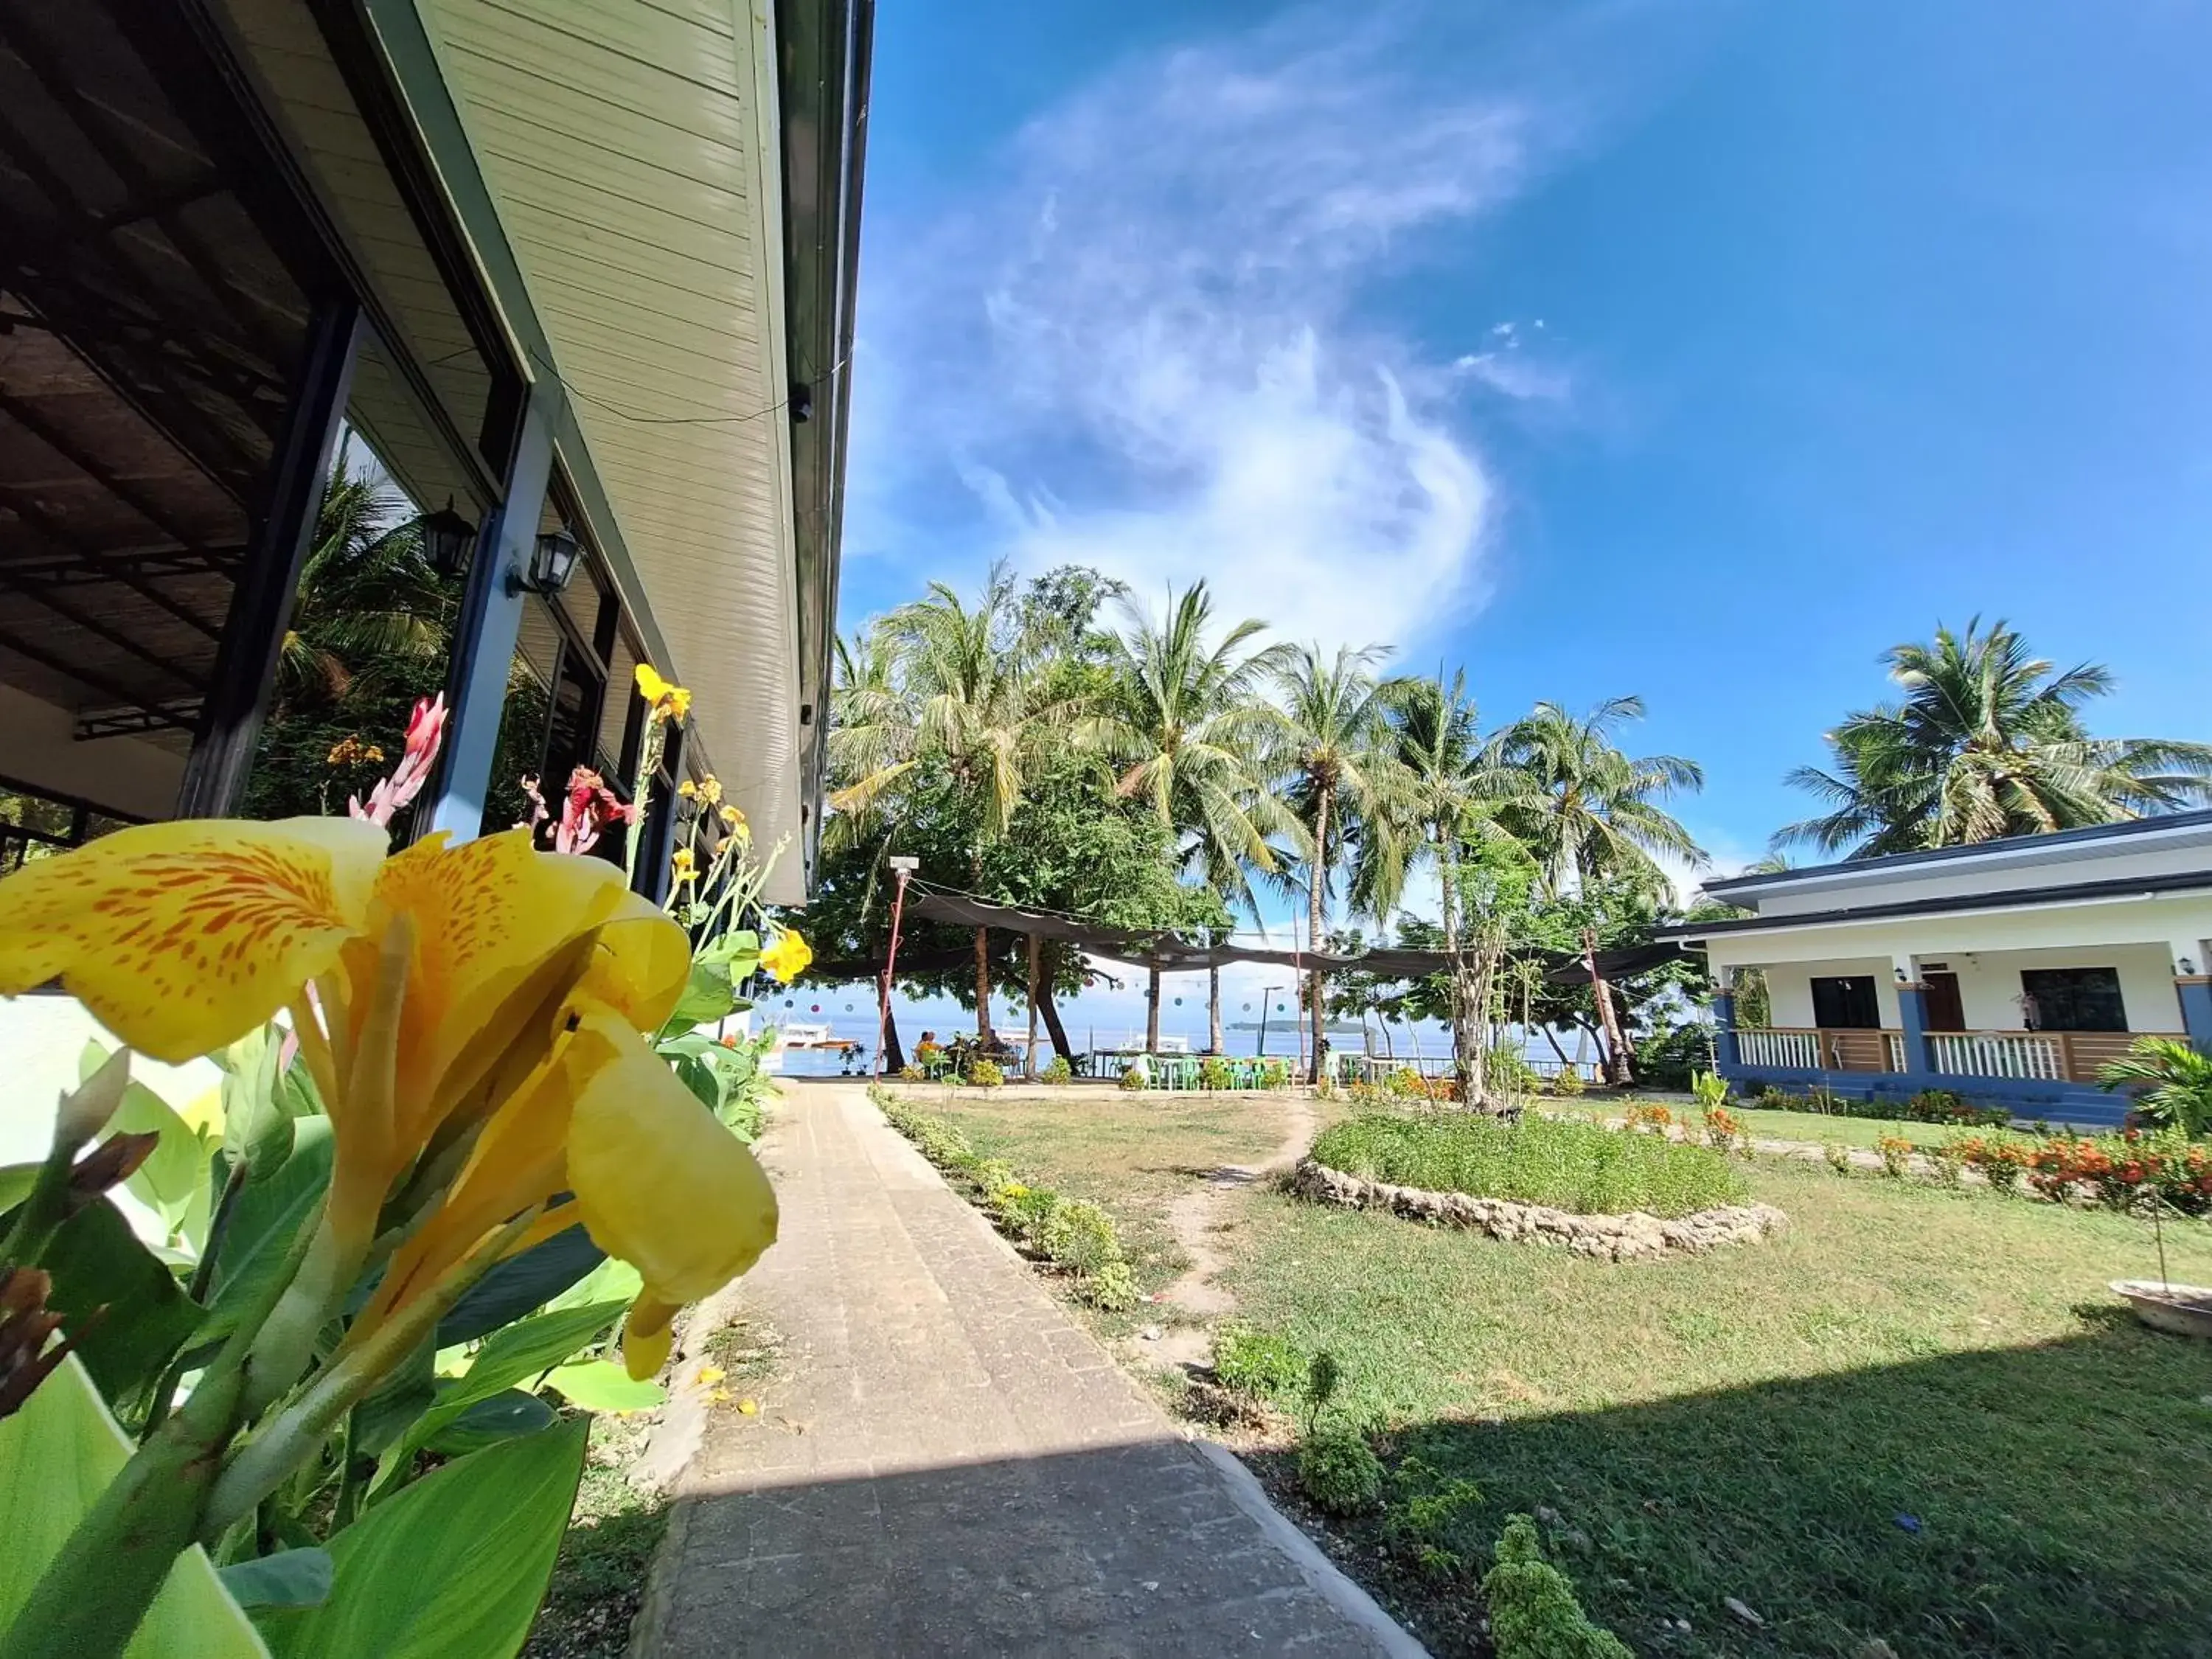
<box><xmin>1660</xmin><ymin>814</ymin><xmax>2212</xmax><ymax>1126</ymax></box>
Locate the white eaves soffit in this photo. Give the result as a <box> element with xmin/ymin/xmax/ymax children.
<box><xmin>417</xmin><ymin>0</ymin><xmax>807</xmax><ymax>898</ymax></box>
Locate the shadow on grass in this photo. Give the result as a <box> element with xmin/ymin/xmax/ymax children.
<box><xmin>1253</xmin><ymin>1310</ymin><xmax>2212</xmax><ymax>1658</ymax></box>
<box><xmin>524</xmin><ymin>1461</ymin><xmax>670</xmax><ymax>1658</ymax></box>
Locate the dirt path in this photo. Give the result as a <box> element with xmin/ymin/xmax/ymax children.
<box><xmin>1147</xmin><ymin>1092</ymin><xmax>1319</xmax><ymax>1368</ymax></box>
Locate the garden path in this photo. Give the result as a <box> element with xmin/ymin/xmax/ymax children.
<box><xmin>631</xmin><ymin>1081</ymin><xmax>1422</xmax><ymax>1658</ymax></box>
<box><xmin>1147</xmin><ymin>1093</ymin><xmax>1318</xmax><ymax>1368</ymax></box>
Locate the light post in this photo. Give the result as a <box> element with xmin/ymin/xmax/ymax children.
<box><xmin>875</xmin><ymin>855</ymin><xmax>919</xmax><ymax>1081</ymax></box>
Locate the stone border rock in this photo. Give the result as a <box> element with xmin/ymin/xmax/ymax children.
<box><xmin>1290</xmin><ymin>1156</ymin><xmax>1787</xmax><ymax>1262</ymax></box>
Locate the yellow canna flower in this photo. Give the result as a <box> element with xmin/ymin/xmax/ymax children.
<box><xmin>669</xmin><ymin>846</ymin><xmax>697</xmax><ymax>885</ymax></box>
<box><xmin>677</xmin><ymin>779</ymin><xmax>698</xmax><ymax>800</ymax></box>
<box><xmin>759</xmin><ymin>929</ymin><xmax>813</xmax><ymax>984</ymax></box>
<box><xmin>698</xmin><ymin>776</ymin><xmax>723</xmax><ymax>805</ymax></box>
<box><xmin>0</xmin><ymin>818</ymin><xmax>774</xmax><ymax>1385</ymax></box>
<box><xmin>719</xmin><ymin>804</ymin><xmax>745</xmax><ymax>831</ymax></box>
<box><xmin>633</xmin><ymin>662</ymin><xmax>692</xmax><ymax>726</ymax></box>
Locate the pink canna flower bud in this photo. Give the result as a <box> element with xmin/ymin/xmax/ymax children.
<box><xmin>349</xmin><ymin>693</ymin><xmax>449</xmax><ymax>829</ymax></box>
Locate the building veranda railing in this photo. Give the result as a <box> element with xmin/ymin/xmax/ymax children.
<box><xmin>1735</xmin><ymin>1025</ymin><xmax>2179</xmax><ymax>1085</ymax></box>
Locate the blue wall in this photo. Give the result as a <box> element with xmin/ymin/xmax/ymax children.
<box><xmin>1717</xmin><ymin>1061</ymin><xmax>2130</xmax><ymax>1129</ymax></box>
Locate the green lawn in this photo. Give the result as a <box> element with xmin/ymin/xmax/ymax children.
<box><xmin>904</xmin><ymin>1088</ymin><xmax>2212</xmax><ymax>1657</ymax></box>
<box><xmin>1228</xmin><ymin>1155</ymin><xmax>2212</xmax><ymax>1658</ymax></box>
<box><xmin>891</xmin><ymin>1086</ymin><xmax>1295</xmax><ymax>1295</ymax></box>
<box><xmin>1565</xmin><ymin>1101</ymin><xmax>1973</xmax><ymax>1150</ymax></box>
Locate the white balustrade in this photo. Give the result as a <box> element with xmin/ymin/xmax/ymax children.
<box><xmin>1929</xmin><ymin>1031</ymin><xmax>2065</xmax><ymax>1081</ymax></box>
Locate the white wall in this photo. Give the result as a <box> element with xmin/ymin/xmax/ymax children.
<box><xmin>1745</xmin><ymin>942</ymin><xmax>2183</xmax><ymax>1033</ymax></box>
<box><xmin>0</xmin><ymin>681</ymin><xmax>181</xmax><ymax>821</ymax></box>
<box><xmin>0</xmin><ymin>996</ymin><xmax>220</xmax><ymax>1168</ymax></box>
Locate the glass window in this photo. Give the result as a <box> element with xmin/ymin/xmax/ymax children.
<box><xmin>2018</xmin><ymin>968</ymin><xmax>2126</xmax><ymax>1033</ymax></box>
<box><xmin>1810</xmin><ymin>975</ymin><xmax>1881</xmax><ymax>1030</ymax></box>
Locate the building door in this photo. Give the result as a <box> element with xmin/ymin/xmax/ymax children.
<box><xmin>1810</xmin><ymin>975</ymin><xmax>1881</xmax><ymax>1029</ymax></box>
<box><xmin>1922</xmin><ymin>971</ymin><xmax>1966</xmax><ymax>1032</ymax></box>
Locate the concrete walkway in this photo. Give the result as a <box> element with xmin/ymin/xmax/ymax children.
<box><xmin>632</xmin><ymin>1082</ymin><xmax>1421</xmax><ymax>1658</ymax></box>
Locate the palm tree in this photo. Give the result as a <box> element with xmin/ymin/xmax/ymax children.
<box><xmin>1778</xmin><ymin>619</ymin><xmax>2212</xmax><ymax>858</ymax></box>
<box><xmin>831</xmin><ymin>564</ymin><xmax>1083</xmax><ymax>1040</ymax></box>
<box><xmin>1495</xmin><ymin>698</ymin><xmax>1705</xmax><ymax>899</ymax></box>
<box><xmin>1260</xmin><ymin>643</ymin><xmax>1402</xmax><ymax>1080</ymax></box>
<box><xmin>275</xmin><ymin>444</ymin><xmax>453</xmax><ymax>715</ymax></box>
<box><xmin>1099</xmin><ymin>582</ymin><xmax>1297</xmax><ymax>1049</ymax></box>
<box><xmin>1495</xmin><ymin>697</ymin><xmax>1704</xmax><ymax>1085</ymax></box>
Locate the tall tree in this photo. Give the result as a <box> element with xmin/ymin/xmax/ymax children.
<box><xmin>1495</xmin><ymin>697</ymin><xmax>1704</xmax><ymax>1085</ymax></box>
<box><xmin>1261</xmin><ymin>643</ymin><xmax>1402</xmax><ymax>1080</ymax></box>
<box><xmin>1778</xmin><ymin>618</ymin><xmax>2212</xmax><ymax>858</ymax></box>
<box><xmin>832</xmin><ymin>564</ymin><xmax>1082</xmax><ymax>1040</ymax></box>
<box><xmin>1099</xmin><ymin>582</ymin><xmax>1296</xmax><ymax>1050</ymax></box>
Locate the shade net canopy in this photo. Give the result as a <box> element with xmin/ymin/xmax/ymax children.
<box><xmin>805</xmin><ymin>888</ymin><xmax>1693</xmax><ymax>987</ymax></box>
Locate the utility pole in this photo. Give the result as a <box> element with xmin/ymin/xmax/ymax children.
<box><xmin>1256</xmin><ymin>984</ymin><xmax>1284</xmax><ymax>1060</ymax></box>
<box><xmin>875</xmin><ymin>856</ymin><xmax>919</xmax><ymax>1082</ymax></box>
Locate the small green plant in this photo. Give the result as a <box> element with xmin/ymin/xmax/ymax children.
<box><xmin>964</xmin><ymin>1056</ymin><xmax>1005</xmax><ymax>1088</ymax></box>
<box><xmin>1298</xmin><ymin>1425</ymin><xmax>1384</xmax><ymax>1514</ymax></box>
<box><xmin>1690</xmin><ymin>1070</ymin><xmax>1730</xmax><ymax>1112</ymax></box>
<box><xmin>1040</xmin><ymin>1198</ymin><xmax>1122</xmax><ymax>1276</ymax></box>
<box><xmin>1823</xmin><ymin>1141</ymin><xmax>1852</xmax><ymax>1177</ymax></box>
<box><xmin>1486</xmin><ymin>1047</ymin><xmax>1542</xmax><ymax>1095</ymax></box>
<box><xmin>1481</xmin><ymin>1514</ymin><xmax>1633</xmax><ymax>1659</ymax></box>
<box><xmin>1117</xmin><ymin>1063</ymin><xmax>1147</xmax><ymax>1092</ymax></box>
<box><xmin>1930</xmin><ymin>1138</ymin><xmax>1968</xmax><ymax>1188</ymax></box>
<box><xmin>1213</xmin><ymin>1324</ymin><xmax>1308</xmax><ymax>1399</ymax></box>
<box><xmin>1040</xmin><ymin>1054</ymin><xmax>1074</xmax><ymax>1085</ymax></box>
<box><xmin>1084</xmin><ymin>1258</ymin><xmax>1139</xmax><ymax>1311</ymax></box>
<box><xmin>1199</xmin><ymin>1055</ymin><xmax>1236</xmax><ymax>1091</ymax></box>
<box><xmin>1304</xmin><ymin>1350</ymin><xmax>1343</xmax><ymax>1432</ymax></box>
<box><xmin>998</xmin><ymin>1185</ymin><xmax>1061</xmax><ymax>1246</ymax></box>
<box><xmin>1383</xmin><ymin>1455</ymin><xmax>1485</xmax><ymax>1579</ymax></box>
<box><xmin>1549</xmin><ymin>1066</ymin><xmax>1585</xmax><ymax>1098</ymax></box>
<box><xmin>2098</xmin><ymin>1036</ymin><xmax>2212</xmax><ymax>1138</ymax></box>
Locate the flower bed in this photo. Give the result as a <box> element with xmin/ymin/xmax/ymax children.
<box><xmin>1949</xmin><ymin>1128</ymin><xmax>2212</xmax><ymax>1214</ymax></box>
<box><xmin>1311</xmin><ymin>1112</ymin><xmax>1749</xmax><ymax>1220</ymax></box>
<box><xmin>1290</xmin><ymin>1158</ymin><xmax>1785</xmax><ymax>1262</ymax></box>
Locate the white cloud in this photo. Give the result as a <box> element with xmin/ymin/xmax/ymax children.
<box><xmin>852</xmin><ymin>8</ymin><xmax>1574</xmax><ymax>647</ymax></box>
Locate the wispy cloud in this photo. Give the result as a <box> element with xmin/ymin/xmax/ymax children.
<box><xmin>849</xmin><ymin>6</ymin><xmax>1585</xmax><ymax>647</ymax></box>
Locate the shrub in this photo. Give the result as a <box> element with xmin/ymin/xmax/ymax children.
<box><xmin>1822</xmin><ymin>1141</ymin><xmax>1851</xmax><ymax>1177</ymax></box>
<box><xmin>1383</xmin><ymin>1456</ymin><xmax>1485</xmax><ymax>1579</ymax></box>
<box><xmin>1635</xmin><ymin>1021</ymin><xmax>1711</xmax><ymax>1091</ymax></box>
<box><xmin>964</xmin><ymin>1056</ymin><xmax>1005</xmax><ymax>1088</ymax></box>
<box><xmin>1040</xmin><ymin>1054</ymin><xmax>1074</xmax><ymax>1085</ymax></box>
<box><xmin>1199</xmin><ymin>1056</ymin><xmax>1236</xmax><ymax>1091</ymax></box>
<box><xmin>1548</xmin><ymin>1066</ymin><xmax>1585</xmax><ymax>1098</ymax></box>
<box><xmin>1040</xmin><ymin>1199</ymin><xmax>1122</xmax><ymax>1276</ymax></box>
<box><xmin>2097</xmin><ymin>1036</ymin><xmax>2212</xmax><ymax>1138</ymax></box>
<box><xmin>1624</xmin><ymin>1102</ymin><xmax>1674</xmax><ymax>1133</ymax></box>
<box><xmin>1298</xmin><ymin>1426</ymin><xmax>1384</xmax><ymax>1514</ymax></box>
<box><xmin>897</xmin><ymin>1064</ymin><xmax>925</xmax><ymax>1082</ymax></box>
<box><xmin>1487</xmin><ymin>1048</ymin><xmax>1543</xmax><ymax>1096</ymax></box>
<box><xmin>1877</xmin><ymin>1133</ymin><xmax>1915</xmax><ymax>1178</ymax></box>
<box><xmin>972</xmin><ymin>1157</ymin><xmax>1020</xmax><ymax>1200</ymax></box>
<box><xmin>1213</xmin><ymin>1324</ymin><xmax>1308</xmax><ymax>1400</ymax></box>
<box><xmin>1481</xmin><ymin>1514</ymin><xmax>1633</xmax><ymax>1659</ymax></box>
<box><xmin>1260</xmin><ymin>1058</ymin><xmax>1293</xmax><ymax>1088</ymax></box>
<box><xmin>1690</xmin><ymin>1070</ymin><xmax>1729</xmax><ymax>1112</ymax></box>
<box><xmin>1084</xmin><ymin>1258</ymin><xmax>1139</xmax><ymax>1311</ymax></box>
<box><xmin>999</xmin><ymin>1185</ymin><xmax>1061</xmax><ymax>1245</ymax></box>
<box><xmin>1117</xmin><ymin>1063</ymin><xmax>1147</xmax><ymax>1091</ymax></box>
<box><xmin>1930</xmin><ymin>1138</ymin><xmax>1968</xmax><ymax>1187</ymax></box>
<box><xmin>1311</xmin><ymin>1113</ymin><xmax>1747</xmax><ymax>1218</ymax></box>
<box><xmin>1700</xmin><ymin>1104</ymin><xmax>1747</xmax><ymax>1155</ymax></box>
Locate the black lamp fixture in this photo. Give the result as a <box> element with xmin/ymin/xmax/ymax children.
<box><xmin>508</xmin><ymin>526</ymin><xmax>584</xmax><ymax>597</ymax></box>
<box><xmin>419</xmin><ymin>498</ymin><xmax>478</xmax><ymax>580</ymax></box>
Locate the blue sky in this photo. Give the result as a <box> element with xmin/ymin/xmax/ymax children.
<box><xmin>839</xmin><ymin>0</ymin><xmax>2212</xmax><ymax>911</ymax></box>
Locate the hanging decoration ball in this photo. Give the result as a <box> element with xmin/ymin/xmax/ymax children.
<box><xmin>1173</xmin><ymin>996</ymin><xmax>1183</xmax><ymax>1006</ymax></box>
<box><xmin>784</xmin><ymin>998</ymin><xmax>794</xmax><ymax>1007</ymax></box>
<box><xmin>1242</xmin><ymin>1003</ymin><xmax>1251</xmax><ymax>1012</ymax></box>
<box><xmin>810</xmin><ymin>1004</ymin><xmax>821</xmax><ymax>1013</ymax></box>
<box><xmin>844</xmin><ymin>1004</ymin><xmax>854</xmax><ymax>1012</ymax></box>
<box><xmin>1275</xmin><ymin>1003</ymin><xmax>1285</xmax><ymax>1013</ymax></box>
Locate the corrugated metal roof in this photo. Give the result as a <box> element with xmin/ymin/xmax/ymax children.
<box><xmin>418</xmin><ymin>0</ymin><xmax>806</xmax><ymax>897</ymax></box>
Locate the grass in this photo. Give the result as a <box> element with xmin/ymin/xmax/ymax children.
<box><xmin>521</xmin><ymin>1413</ymin><xmax>666</xmax><ymax>1659</ymax></box>
<box><xmin>1312</xmin><ymin>1111</ymin><xmax>1749</xmax><ymax>1217</ymax></box>
<box><xmin>1225</xmin><ymin>1155</ymin><xmax>2212</xmax><ymax>1658</ymax></box>
<box><xmin>1565</xmin><ymin>1101</ymin><xmax>1981</xmax><ymax>1151</ymax></box>
<box><xmin>887</xmin><ymin>1086</ymin><xmax>1294</xmax><ymax>1299</ymax></box>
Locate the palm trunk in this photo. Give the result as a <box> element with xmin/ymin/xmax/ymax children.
<box><xmin>1583</xmin><ymin>927</ymin><xmax>1632</xmax><ymax>1087</ymax></box>
<box><xmin>1146</xmin><ymin>961</ymin><xmax>1162</xmax><ymax>1051</ymax></box>
<box><xmin>1208</xmin><ymin>964</ymin><xmax>1223</xmax><ymax>1053</ymax></box>
<box><xmin>881</xmin><ymin>1004</ymin><xmax>906</xmax><ymax>1075</ymax></box>
<box><xmin>1024</xmin><ymin>933</ymin><xmax>1041</xmax><ymax>1079</ymax></box>
<box><xmin>973</xmin><ymin>926</ymin><xmax>995</xmax><ymax>1041</ymax></box>
<box><xmin>1307</xmin><ymin>787</ymin><xmax>1329</xmax><ymax>1085</ymax></box>
<box><xmin>1035</xmin><ymin>942</ymin><xmax>1074</xmax><ymax>1060</ymax></box>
